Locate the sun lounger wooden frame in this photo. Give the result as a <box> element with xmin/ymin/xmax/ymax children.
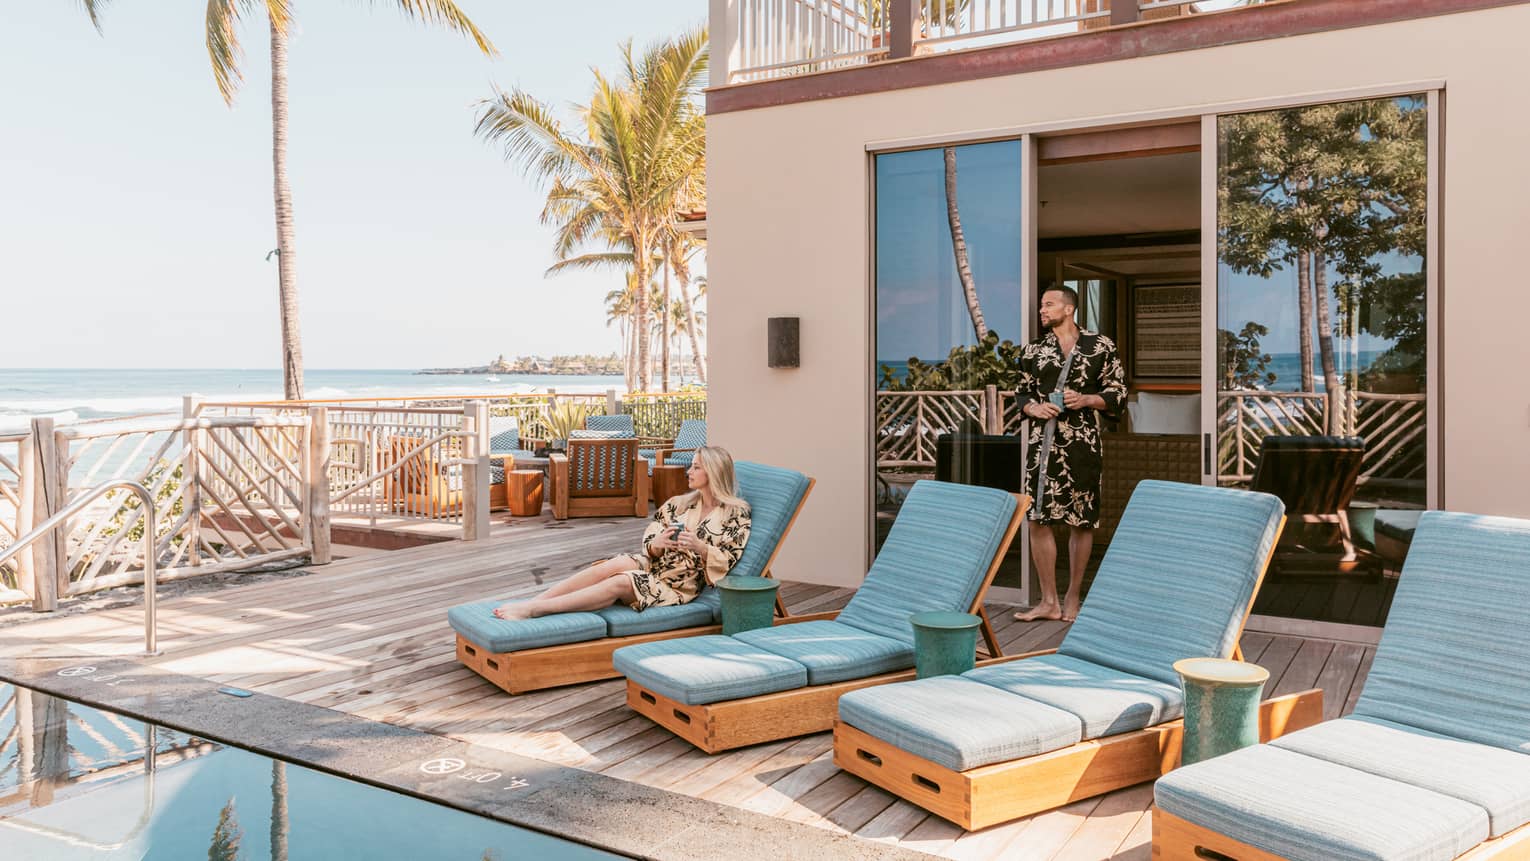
<box><xmin>456</xmin><ymin>478</ymin><xmax>815</xmax><ymax>695</ymax></box>
<box><xmin>1152</xmin><ymin>810</ymin><xmax>1530</xmax><ymax>861</ymax></box>
<box><xmin>624</xmin><ymin>493</ymin><xmax>1029</xmax><ymax>755</ymax></box>
<box><xmin>832</xmin><ymin>513</ymin><xmax>1327</xmax><ymax>831</ymax></box>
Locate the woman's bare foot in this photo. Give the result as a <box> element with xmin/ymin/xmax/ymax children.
<box><xmin>1014</xmin><ymin>601</ymin><xmax>1062</xmax><ymax>622</ymax></box>
<box><xmin>493</xmin><ymin>602</ymin><xmax>535</xmax><ymax>621</ymax></box>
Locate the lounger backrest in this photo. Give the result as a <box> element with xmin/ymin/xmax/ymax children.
<box><xmin>1058</xmin><ymin>481</ymin><xmax>1283</xmax><ymax>685</ymax></box>
<box><xmin>1354</xmin><ymin>511</ymin><xmax>1530</xmax><ymax>754</ymax></box>
<box><xmin>729</xmin><ymin>461</ymin><xmax>813</xmax><ymax>579</ymax></box>
<box><xmin>666</xmin><ymin>420</ymin><xmax>708</xmax><ymax>467</ymax></box>
<box><xmin>836</xmin><ymin>481</ymin><xmax>1017</xmax><ymax>646</ymax></box>
<box><xmin>586</xmin><ymin>414</ymin><xmax>636</xmax><ymax>438</ymax></box>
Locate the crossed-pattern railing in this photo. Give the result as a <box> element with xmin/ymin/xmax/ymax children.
<box><xmin>876</xmin><ymin>389</ymin><xmax>999</xmax><ymax>467</ymax></box>
<box><xmin>1217</xmin><ymin>390</ymin><xmax>1427</xmax><ymax>488</ymax></box>
<box><xmin>0</xmin><ymin>433</ymin><xmax>26</xmax><ymax>597</ymax></box>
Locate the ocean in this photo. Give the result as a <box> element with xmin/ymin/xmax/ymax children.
<box><xmin>0</xmin><ymin>368</ymin><xmax>628</xmax><ymax>432</ymax></box>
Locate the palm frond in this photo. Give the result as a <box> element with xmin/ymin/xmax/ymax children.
<box><xmin>544</xmin><ymin>252</ymin><xmax>636</xmax><ymax>278</ymax></box>
<box><xmin>78</xmin><ymin>0</ymin><xmax>111</xmax><ymax>32</ymax></box>
<box><xmin>206</xmin><ymin>0</ymin><xmax>258</xmax><ymax>105</ymax></box>
<box><xmin>381</xmin><ymin>0</ymin><xmax>497</xmax><ymax>56</ymax></box>
<box><xmin>475</xmin><ymin>88</ymin><xmax>595</xmax><ymax>188</ymax></box>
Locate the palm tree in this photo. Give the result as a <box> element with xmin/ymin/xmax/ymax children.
<box><xmin>943</xmin><ymin>147</ymin><xmax>988</xmax><ymax>340</ymax></box>
<box><xmin>477</xmin><ymin>27</ymin><xmax>707</xmax><ymax>392</ymax></box>
<box><xmin>84</xmin><ymin>2</ymin><xmax>496</xmax><ymax>399</ymax></box>
<box><xmin>664</xmin><ymin>232</ymin><xmax>708</xmax><ymax>384</ymax></box>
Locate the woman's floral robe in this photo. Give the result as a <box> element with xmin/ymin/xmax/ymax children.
<box><xmin>618</xmin><ymin>495</ymin><xmax>751</xmax><ymax>610</ymax></box>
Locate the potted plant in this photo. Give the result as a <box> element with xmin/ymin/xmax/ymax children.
<box><xmin>539</xmin><ymin>401</ymin><xmax>590</xmax><ymax>452</ymax></box>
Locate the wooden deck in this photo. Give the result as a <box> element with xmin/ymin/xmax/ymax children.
<box><xmin>0</xmin><ymin>517</ymin><xmax>1376</xmax><ymax>860</ymax></box>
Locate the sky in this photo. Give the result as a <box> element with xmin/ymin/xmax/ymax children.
<box><xmin>0</xmin><ymin>1</ymin><xmax>706</xmax><ymax>369</ymax></box>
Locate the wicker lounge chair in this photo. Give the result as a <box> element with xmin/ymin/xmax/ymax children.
<box><xmin>612</xmin><ymin>481</ymin><xmax>1028</xmax><ymax>754</ymax></box>
<box><xmin>448</xmin><ymin>462</ymin><xmax>814</xmax><ymax>695</ymax></box>
<box><xmin>641</xmin><ymin>418</ymin><xmax>706</xmax><ymax>470</ymax></box>
<box><xmin>1153</xmin><ymin>511</ymin><xmax>1530</xmax><ymax>861</ymax></box>
<box><xmin>547</xmin><ymin>438</ymin><xmax>649</xmax><ymax>520</ymax></box>
<box><xmin>833</xmin><ymin>481</ymin><xmax>1322</xmax><ymax>830</ymax></box>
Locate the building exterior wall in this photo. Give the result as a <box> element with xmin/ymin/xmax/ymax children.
<box><xmin>707</xmin><ymin>5</ymin><xmax>1530</xmax><ymax>586</ymax></box>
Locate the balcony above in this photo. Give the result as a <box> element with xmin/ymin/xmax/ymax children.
<box><xmin>707</xmin><ymin>0</ymin><xmax>1509</xmax><ymax>113</ymax></box>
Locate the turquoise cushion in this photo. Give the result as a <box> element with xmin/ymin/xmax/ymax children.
<box><xmin>836</xmin><ymin>481</ymin><xmax>1017</xmax><ymax>645</ymax></box>
<box><xmin>1155</xmin><ymin>743</ymin><xmax>1489</xmax><ymax>861</ymax></box>
<box><xmin>586</xmin><ymin>414</ymin><xmax>636</xmax><ymax>438</ymax></box>
<box><xmin>570</xmin><ymin>429</ymin><xmax>622</xmax><ymax>439</ymax></box>
<box><xmin>1274</xmin><ymin>716</ymin><xmax>1530</xmax><ymax>838</ymax></box>
<box><xmin>730</xmin><ymin>461</ymin><xmax>811</xmax><ymax>579</ymax></box>
<box><xmin>1354</xmin><ymin>512</ymin><xmax>1530</xmax><ymax>755</ymax></box>
<box><xmin>962</xmin><ymin>653</ymin><xmax>1183</xmax><ymax>740</ymax></box>
<box><xmin>447</xmin><ymin>599</ymin><xmax>606</xmax><ymax>653</ymax></box>
<box><xmin>1059</xmin><ymin>481</ymin><xmax>1283</xmax><ymax>685</ymax></box>
<box><xmin>666</xmin><ymin>420</ymin><xmax>707</xmax><ymax>467</ymax></box>
<box><xmin>838</xmin><ymin>676</ymin><xmax>1080</xmax><ymax>771</ymax></box>
<box><xmin>597</xmin><ymin>588</ymin><xmax>720</xmax><ymax>637</ymax></box>
<box><xmin>488</xmin><ymin>417</ymin><xmax>520</xmax><ymax>454</ymax></box>
<box><xmin>734</xmin><ymin>620</ymin><xmax>914</xmax><ymax>685</ymax></box>
<box><xmin>612</xmin><ymin>635</ymin><xmax>807</xmax><ymax>705</ymax></box>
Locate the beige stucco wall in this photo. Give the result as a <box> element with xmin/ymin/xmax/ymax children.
<box><xmin>707</xmin><ymin>5</ymin><xmax>1530</xmax><ymax>587</ymax></box>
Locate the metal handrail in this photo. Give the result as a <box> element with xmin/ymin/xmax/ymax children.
<box><xmin>0</xmin><ymin>479</ymin><xmax>160</xmax><ymax>655</ymax></box>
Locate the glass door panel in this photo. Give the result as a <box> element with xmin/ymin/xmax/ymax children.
<box><xmin>1214</xmin><ymin>95</ymin><xmax>1430</xmax><ymax>627</ymax></box>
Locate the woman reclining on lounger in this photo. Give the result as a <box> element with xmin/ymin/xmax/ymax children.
<box><xmin>494</xmin><ymin>445</ymin><xmax>752</xmax><ymax>621</ymax></box>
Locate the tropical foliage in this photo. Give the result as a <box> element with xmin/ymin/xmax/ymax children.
<box><xmin>1217</xmin><ymin>322</ymin><xmax>1277</xmax><ymax>390</ymax></box>
<box><xmin>880</xmin><ymin>331</ymin><xmax>1026</xmax><ymax>391</ymax></box>
<box><xmin>477</xmin><ymin>27</ymin><xmax>708</xmax><ymax>393</ymax></box>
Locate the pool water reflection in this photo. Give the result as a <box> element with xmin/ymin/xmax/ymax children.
<box><xmin>0</xmin><ymin>683</ymin><xmax>619</xmax><ymax>860</ymax></box>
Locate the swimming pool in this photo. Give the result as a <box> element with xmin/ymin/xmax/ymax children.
<box><xmin>0</xmin><ymin>682</ymin><xmax>622</xmax><ymax>860</ymax></box>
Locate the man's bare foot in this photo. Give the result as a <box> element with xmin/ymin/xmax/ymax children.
<box><xmin>1061</xmin><ymin>597</ymin><xmax>1081</xmax><ymax>623</ymax></box>
<box><xmin>1014</xmin><ymin>602</ymin><xmax>1062</xmax><ymax>622</ymax></box>
<box><xmin>493</xmin><ymin>602</ymin><xmax>535</xmax><ymax>621</ymax></box>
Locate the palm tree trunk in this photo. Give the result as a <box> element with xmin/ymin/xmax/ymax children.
<box><xmin>1296</xmin><ymin>249</ymin><xmax>1315</xmax><ymax>393</ymax></box>
<box><xmin>270</xmin><ymin>761</ymin><xmax>289</xmax><ymax>861</ymax></box>
<box><xmin>1312</xmin><ymin>248</ymin><xmax>1343</xmax><ymax>433</ymax></box>
<box><xmin>676</xmin><ymin>270</ymin><xmax>706</xmax><ymax>384</ymax></box>
<box><xmin>270</xmin><ymin>20</ymin><xmax>304</xmax><ymax>400</ymax></box>
<box><xmin>661</xmin><ymin>252</ymin><xmax>672</xmax><ymax>393</ymax></box>
<box><xmin>944</xmin><ymin>147</ymin><xmax>988</xmax><ymax>341</ymax></box>
<box><xmin>633</xmin><ymin>237</ymin><xmax>653</xmax><ymax>392</ymax></box>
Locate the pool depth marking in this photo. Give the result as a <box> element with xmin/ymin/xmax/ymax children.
<box><xmin>56</xmin><ymin>665</ymin><xmax>131</xmax><ymax>686</ymax></box>
<box><xmin>418</xmin><ymin>757</ymin><xmax>530</xmax><ymax>790</ymax></box>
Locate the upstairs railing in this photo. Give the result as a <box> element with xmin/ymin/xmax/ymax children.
<box><xmin>715</xmin><ymin>0</ymin><xmax>1266</xmax><ymax>84</ymax></box>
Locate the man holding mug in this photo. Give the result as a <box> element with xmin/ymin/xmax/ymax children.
<box><xmin>1014</xmin><ymin>285</ymin><xmax>1126</xmax><ymax>622</ymax></box>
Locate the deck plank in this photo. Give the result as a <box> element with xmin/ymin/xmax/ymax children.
<box><xmin>0</xmin><ymin>514</ymin><xmax>1382</xmax><ymax>860</ymax></box>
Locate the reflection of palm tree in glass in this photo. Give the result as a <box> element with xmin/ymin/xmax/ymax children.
<box><xmin>208</xmin><ymin>797</ymin><xmax>242</xmax><ymax>861</ymax></box>
<box><xmin>944</xmin><ymin>148</ymin><xmax>989</xmax><ymax>341</ymax></box>
<box><xmin>271</xmin><ymin>761</ymin><xmax>289</xmax><ymax>861</ymax></box>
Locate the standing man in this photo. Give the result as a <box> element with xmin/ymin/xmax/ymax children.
<box><xmin>1014</xmin><ymin>286</ymin><xmax>1126</xmax><ymax>622</ymax></box>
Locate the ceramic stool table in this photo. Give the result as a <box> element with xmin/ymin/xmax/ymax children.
<box><xmin>1174</xmin><ymin>657</ymin><xmax>1270</xmax><ymax>766</ymax></box>
<box><xmin>717</xmin><ymin>575</ymin><xmax>780</xmax><ymax>635</ymax></box>
<box><xmin>910</xmin><ymin>611</ymin><xmax>982</xmax><ymax>679</ymax></box>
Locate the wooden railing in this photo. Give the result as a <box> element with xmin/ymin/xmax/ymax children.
<box><xmin>0</xmin><ymin>413</ymin><xmax>318</xmax><ymax>610</ymax></box>
<box><xmin>1217</xmin><ymin>390</ymin><xmax>1426</xmax><ymax>488</ymax></box>
<box><xmin>0</xmin><ymin>433</ymin><xmax>27</xmax><ymax>601</ymax></box>
<box><xmin>718</xmin><ymin>0</ymin><xmax>1268</xmax><ymax>83</ymax></box>
<box><xmin>876</xmin><ymin>387</ymin><xmax>1004</xmax><ymax>467</ymax></box>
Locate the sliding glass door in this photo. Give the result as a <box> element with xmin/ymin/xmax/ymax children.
<box><xmin>1212</xmin><ymin>94</ymin><xmax>1433</xmax><ymax>627</ymax></box>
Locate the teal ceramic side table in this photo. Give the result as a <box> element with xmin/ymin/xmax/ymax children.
<box><xmin>1174</xmin><ymin>657</ymin><xmax>1270</xmax><ymax>766</ymax></box>
<box><xmin>717</xmin><ymin>575</ymin><xmax>780</xmax><ymax>635</ymax></box>
<box><xmin>910</xmin><ymin>611</ymin><xmax>982</xmax><ymax>679</ymax></box>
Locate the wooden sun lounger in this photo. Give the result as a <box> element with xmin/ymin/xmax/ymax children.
<box><xmin>833</xmin><ymin>484</ymin><xmax>1324</xmax><ymax>830</ymax></box>
<box><xmin>1152</xmin><ymin>812</ymin><xmax>1530</xmax><ymax>861</ymax></box>
<box><xmin>455</xmin><ymin>478</ymin><xmax>815</xmax><ymax>695</ymax></box>
<box><xmin>623</xmin><ymin>491</ymin><xmax>1028</xmax><ymax>754</ymax></box>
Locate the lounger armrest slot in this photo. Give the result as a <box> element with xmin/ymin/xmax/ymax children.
<box><xmin>486</xmin><ymin>658</ymin><xmax>499</xmax><ymax>670</ymax></box>
<box><xmin>1194</xmin><ymin>848</ymin><xmax>1236</xmax><ymax>861</ymax></box>
<box><xmin>463</xmin><ymin>644</ymin><xmax>477</xmax><ymax>657</ymax></box>
<box><xmin>856</xmin><ymin>749</ymin><xmax>882</xmax><ymax>767</ymax></box>
<box><xmin>672</xmin><ymin>709</ymin><xmax>692</xmax><ymax>724</ymax></box>
<box><xmin>639</xmin><ymin>690</ymin><xmax>657</xmax><ymax>705</ymax></box>
<box><xmin>913</xmin><ymin>774</ymin><xmax>941</xmax><ymax>794</ymax></box>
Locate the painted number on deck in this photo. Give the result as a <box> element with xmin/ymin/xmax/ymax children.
<box><xmin>417</xmin><ymin>757</ymin><xmax>530</xmax><ymax>790</ymax></box>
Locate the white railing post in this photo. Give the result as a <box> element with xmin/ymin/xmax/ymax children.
<box><xmin>606</xmin><ymin>388</ymin><xmax>619</xmax><ymax>416</ymax></box>
<box><xmin>462</xmin><ymin>401</ymin><xmax>491</xmax><ymax>541</ymax></box>
<box><xmin>305</xmin><ymin>407</ymin><xmax>332</xmax><ymax>565</ymax></box>
<box><xmin>182</xmin><ymin>395</ymin><xmax>203</xmax><ymax>568</ymax></box>
<box><xmin>710</xmin><ymin>0</ymin><xmax>742</xmax><ymax>87</ymax></box>
<box><xmin>27</xmin><ymin>418</ymin><xmax>63</xmax><ymax>611</ymax></box>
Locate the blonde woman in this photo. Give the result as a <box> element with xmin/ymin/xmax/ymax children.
<box><xmin>494</xmin><ymin>446</ymin><xmax>752</xmax><ymax>621</ymax></box>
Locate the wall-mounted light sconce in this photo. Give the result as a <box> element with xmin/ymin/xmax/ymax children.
<box><xmin>767</xmin><ymin>317</ymin><xmax>799</xmax><ymax>368</ymax></box>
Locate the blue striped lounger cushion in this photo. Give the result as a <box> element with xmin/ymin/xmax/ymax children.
<box><xmin>734</xmin><ymin>620</ymin><xmax>915</xmax><ymax>685</ymax></box>
<box><xmin>961</xmin><ymin>653</ymin><xmax>1183</xmax><ymax>739</ymax></box>
<box><xmin>612</xmin><ymin>635</ymin><xmax>807</xmax><ymax>705</ymax></box>
<box><xmin>598</xmin><ymin>588</ymin><xmax>721</xmax><ymax>637</ymax></box>
<box><xmin>728</xmin><ymin>462</ymin><xmax>812</xmax><ymax>579</ymax></box>
<box><xmin>1056</xmin><ymin>480</ymin><xmax>1283</xmax><ymax>685</ymax></box>
<box><xmin>838</xmin><ymin>676</ymin><xmax>1082</xmax><ymax>771</ymax></box>
<box><xmin>1272</xmin><ymin>716</ymin><xmax>1530</xmax><ymax>837</ymax></box>
<box><xmin>1154</xmin><ymin>743</ymin><xmax>1489</xmax><ymax>861</ymax></box>
<box><xmin>448</xmin><ymin>599</ymin><xmax>607</xmax><ymax>653</ymax></box>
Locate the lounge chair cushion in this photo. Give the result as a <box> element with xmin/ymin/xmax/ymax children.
<box><xmin>1058</xmin><ymin>481</ymin><xmax>1282</xmax><ymax>685</ymax></box>
<box><xmin>835</xmin><ymin>481</ymin><xmax>1016</xmax><ymax>645</ymax></box>
<box><xmin>597</xmin><ymin>589</ymin><xmax>722</xmax><ymax>636</ymax></box>
<box><xmin>1273</xmin><ymin>716</ymin><xmax>1530</xmax><ymax>837</ymax></box>
<box><xmin>447</xmin><ymin>600</ymin><xmax>606</xmax><ymax>653</ymax></box>
<box><xmin>612</xmin><ymin>635</ymin><xmax>807</xmax><ymax>705</ymax></box>
<box><xmin>838</xmin><ymin>676</ymin><xmax>1081</xmax><ymax>771</ymax></box>
<box><xmin>734</xmin><ymin>620</ymin><xmax>914</xmax><ymax>685</ymax></box>
<box><xmin>962</xmin><ymin>653</ymin><xmax>1183</xmax><ymax>740</ymax></box>
<box><xmin>665</xmin><ymin>420</ymin><xmax>707</xmax><ymax>467</ymax></box>
<box><xmin>585</xmin><ymin>415</ymin><xmax>636</xmax><ymax>438</ymax></box>
<box><xmin>729</xmin><ymin>462</ymin><xmax>812</xmax><ymax>580</ymax></box>
<box><xmin>488</xmin><ymin>417</ymin><xmax>520</xmax><ymax>453</ymax></box>
<box><xmin>570</xmin><ymin>429</ymin><xmax>623</xmax><ymax>439</ymax></box>
<box><xmin>1350</xmin><ymin>512</ymin><xmax>1530</xmax><ymax>756</ymax></box>
<box><xmin>1155</xmin><ymin>743</ymin><xmax>1489</xmax><ymax>861</ymax></box>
